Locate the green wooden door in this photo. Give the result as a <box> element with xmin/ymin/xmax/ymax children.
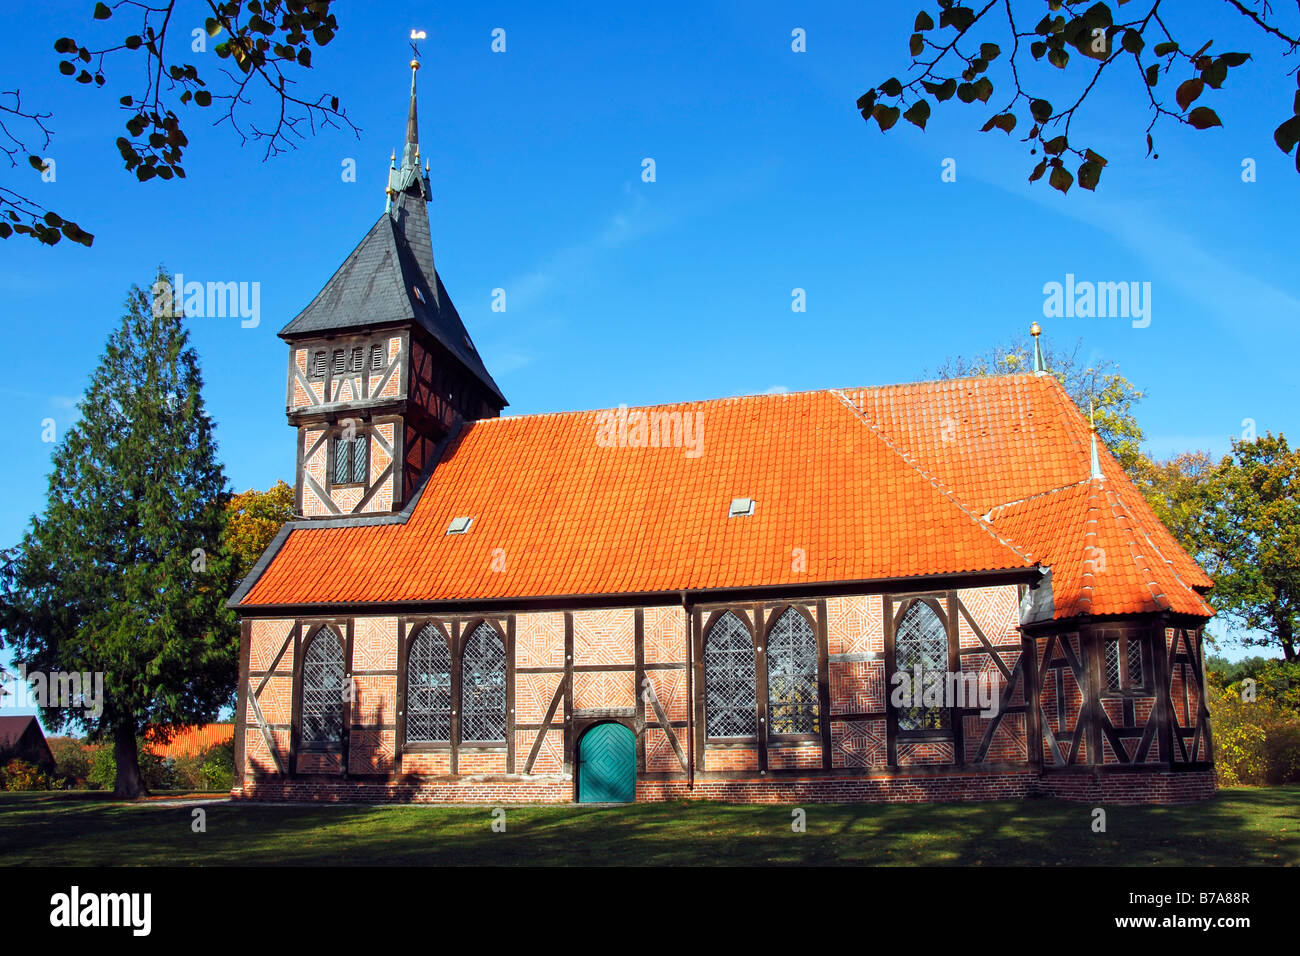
<box><xmin>577</xmin><ymin>722</ymin><xmax>636</xmax><ymax>803</ymax></box>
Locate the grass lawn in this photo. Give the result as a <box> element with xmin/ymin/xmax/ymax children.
<box><xmin>0</xmin><ymin>786</ymin><xmax>1295</xmax><ymax>866</ymax></box>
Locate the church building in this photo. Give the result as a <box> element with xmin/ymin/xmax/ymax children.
<box><xmin>228</xmin><ymin>56</ymin><xmax>1216</xmax><ymax>805</ymax></box>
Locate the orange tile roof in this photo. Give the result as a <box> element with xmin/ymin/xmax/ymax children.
<box><xmin>145</xmin><ymin>724</ymin><xmax>234</xmax><ymax>759</ymax></box>
<box><xmin>237</xmin><ymin>374</ymin><xmax>1212</xmax><ymax>621</ymax></box>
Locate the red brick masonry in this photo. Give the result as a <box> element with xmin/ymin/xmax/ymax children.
<box><xmin>235</xmin><ymin>769</ymin><xmax>1215</xmax><ymax>806</ymax></box>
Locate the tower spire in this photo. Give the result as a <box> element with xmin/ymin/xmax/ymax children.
<box><xmin>1089</xmin><ymin>399</ymin><xmax>1104</xmax><ymax>479</ymax></box>
<box><xmin>386</xmin><ymin>31</ymin><xmax>432</xmax><ymax>208</ymax></box>
<box><xmin>1030</xmin><ymin>321</ymin><xmax>1046</xmax><ymax>375</ymax></box>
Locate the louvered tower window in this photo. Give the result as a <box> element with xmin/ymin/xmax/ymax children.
<box><xmin>370</xmin><ymin>344</ymin><xmax>386</xmax><ymax>370</ymax></box>
<box><xmin>767</xmin><ymin>608</ymin><xmax>819</xmax><ymax>735</ymax></box>
<box><xmin>331</xmin><ymin>349</ymin><xmax>346</xmax><ymax>375</ymax></box>
<box><xmin>704</xmin><ymin>612</ymin><xmax>757</xmax><ymax>738</ymax></box>
<box><xmin>894</xmin><ymin>601</ymin><xmax>950</xmax><ymax>731</ymax></box>
<box><xmin>301</xmin><ymin>627</ymin><xmax>345</xmax><ymax>744</ymax></box>
<box><xmin>312</xmin><ymin>350</ymin><xmax>327</xmax><ymax>378</ymax></box>
<box><xmin>461</xmin><ymin>623</ymin><xmax>506</xmax><ymax>742</ymax></box>
<box><xmin>406</xmin><ymin>624</ymin><xmax>452</xmax><ymax>743</ymax></box>
<box><xmin>350</xmin><ymin>346</ymin><xmax>364</xmax><ymax>371</ymax></box>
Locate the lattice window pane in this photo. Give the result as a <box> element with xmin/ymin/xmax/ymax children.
<box><xmin>332</xmin><ymin>438</ymin><xmax>350</xmax><ymax>485</ymax></box>
<box><xmin>301</xmin><ymin>628</ymin><xmax>345</xmax><ymax>744</ymax></box>
<box><xmin>704</xmin><ymin>612</ymin><xmax>757</xmax><ymax>738</ymax></box>
<box><xmin>406</xmin><ymin>624</ymin><xmax>452</xmax><ymax>742</ymax></box>
<box><xmin>351</xmin><ymin>436</ymin><xmax>367</xmax><ymax>484</ymax></box>
<box><xmin>461</xmin><ymin>622</ymin><xmax>506</xmax><ymax>741</ymax></box>
<box><xmin>1127</xmin><ymin>637</ymin><xmax>1144</xmax><ymax>688</ymax></box>
<box><xmin>767</xmin><ymin>608</ymin><xmax>819</xmax><ymax>735</ymax></box>
<box><xmin>1104</xmin><ymin>640</ymin><xmax>1121</xmax><ymax>691</ymax></box>
<box><xmin>894</xmin><ymin>601</ymin><xmax>949</xmax><ymax>731</ymax></box>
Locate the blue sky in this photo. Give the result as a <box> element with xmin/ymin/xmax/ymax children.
<box><xmin>2</xmin><ymin>0</ymin><xmax>1297</xmax><ymax>686</ymax></box>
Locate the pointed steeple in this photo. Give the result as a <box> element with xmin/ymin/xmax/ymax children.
<box><xmin>1089</xmin><ymin>400</ymin><xmax>1104</xmax><ymax>479</ymax></box>
<box><xmin>387</xmin><ymin>38</ymin><xmax>432</xmax><ymax>204</ymax></box>
<box><xmin>1030</xmin><ymin>321</ymin><xmax>1047</xmax><ymax>375</ymax></box>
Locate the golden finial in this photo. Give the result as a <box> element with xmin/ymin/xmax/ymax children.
<box><xmin>410</xmin><ymin>58</ymin><xmax>420</xmax><ymax>70</ymax></box>
<box><xmin>1089</xmin><ymin>398</ymin><xmax>1097</xmax><ymax>432</ymax></box>
<box><xmin>1030</xmin><ymin>321</ymin><xmax>1041</xmax><ymax>337</ymax></box>
<box><xmin>385</xmin><ymin>186</ymin><xmax>395</xmax><ymax>197</ymax></box>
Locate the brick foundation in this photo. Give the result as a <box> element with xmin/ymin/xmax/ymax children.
<box><xmin>233</xmin><ymin>769</ymin><xmax>1214</xmax><ymax>806</ymax></box>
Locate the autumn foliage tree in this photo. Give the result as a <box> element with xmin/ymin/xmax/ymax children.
<box><xmin>223</xmin><ymin>480</ymin><xmax>295</xmax><ymax>581</ymax></box>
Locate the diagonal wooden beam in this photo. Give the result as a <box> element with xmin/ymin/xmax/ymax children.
<box><xmin>642</xmin><ymin>677</ymin><xmax>688</xmax><ymax>773</ymax></box>
<box><xmin>246</xmin><ymin>678</ymin><xmax>284</xmax><ymax>774</ymax></box>
<box><xmin>524</xmin><ymin>679</ymin><xmax>566</xmax><ymax>774</ymax></box>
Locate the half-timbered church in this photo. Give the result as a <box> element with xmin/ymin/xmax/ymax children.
<box><xmin>229</xmin><ymin>56</ymin><xmax>1216</xmax><ymax>805</ymax></box>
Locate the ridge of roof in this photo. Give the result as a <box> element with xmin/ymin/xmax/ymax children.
<box><xmin>829</xmin><ymin>388</ymin><xmax>1036</xmax><ymax>569</ymax></box>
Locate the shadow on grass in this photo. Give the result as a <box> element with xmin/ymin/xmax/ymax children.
<box><xmin>0</xmin><ymin>787</ymin><xmax>1294</xmax><ymax>866</ymax></box>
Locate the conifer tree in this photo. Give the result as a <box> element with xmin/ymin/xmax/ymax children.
<box><xmin>0</xmin><ymin>270</ymin><xmax>238</xmax><ymax>796</ymax></box>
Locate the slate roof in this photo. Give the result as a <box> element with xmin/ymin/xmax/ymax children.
<box><xmin>235</xmin><ymin>374</ymin><xmax>1213</xmax><ymax>620</ymax></box>
<box><xmin>278</xmin><ymin>191</ymin><xmax>506</xmax><ymax>406</ymax></box>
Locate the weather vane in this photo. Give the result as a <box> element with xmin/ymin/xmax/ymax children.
<box><xmin>410</xmin><ymin>28</ymin><xmax>426</xmax><ymax>61</ymax></box>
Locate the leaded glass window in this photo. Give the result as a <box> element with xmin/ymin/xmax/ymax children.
<box><xmin>301</xmin><ymin>627</ymin><xmax>345</xmax><ymax>745</ymax></box>
<box><xmin>406</xmin><ymin>624</ymin><xmax>452</xmax><ymax>742</ymax></box>
<box><xmin>461</xmin><ymin>622</ymin><xmax>506</xmax><ymax>742</ymax></box>
<box><xmin>767</xmin><ymin>608</ymin><xmax>819</xmax><ymax>735</ymax></box>
<box><xmin>1127</xmin><ymin>637</ymin><xmax>1144</xmax><ymax>688</ymax></box>
<box><xmin>704</xmin><ymin>612</ymin><xmax>757</xmax><ymax>738</ymax></box>
<box><xmin>332</xmin><ymin>436</ymin><xmax>367</xmax><ymax>484</ymax></box>
<box><xmin>1104</xmin><ymin>640</ymin><xmax>1121</xmax><ymax>691</ymax></box>
<box><xmin>894</xmin><ymin>600</ymin><xmax>949</xmax><ymax>731</ymax></box>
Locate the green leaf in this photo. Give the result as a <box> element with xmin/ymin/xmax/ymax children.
<box><xmin>934</xmin><ymin>78</ymin><xmax>957</xmax><ymax>101</ymax></box>
<box><xmin>93</xmin><ymin>2</ymin><xmax>111</xmax><ymax>19</ymax></box>
<box><xmin>903</xmin><ymin>99</ymin><xmax>931</xmax><ymax>129</ymax></box>
<box><xmin>1274</xmin><ymin>115</ymin><xmax>1300</xmax><ymax>155</ymax></box>
<box><xmin>980</xmin><ymin>43</ymin><xmax>1001</xmax><ymax>61</ymax></box>
<box><xmin>1030</xmin><ymin>98</ymin><xmax>1053</xmax><ymax>122</ymax></box>
<box><xmin>194</xmin><ymin>90</ymin><xmax>212</xmax><ymax>107</ymax></box>
<box><xmin>1029</xmin><ymin>159</ymin><xmax>1048</xmax><ymax>182</ymax></box>
<box><xmin>972</xmin><ymin>77</ymin><xmax>993</xmax><ymax>102</ymax></box>
<box><xmin>1176</xmin><ymin>78</ymin><xmax>1204</xmax><ymax>110</ymax></box>
<box><xmin>1145</xmin><ymin>63</ymin><xmax>1159</xmax><ymax>87</ymax></box>
<box><xmin>880</xmin><ymin>77</ymin><xmax>904</xmax><ymax>97</ymax></box>
<box><xmin>1219</xmin><ymin>52</ymin><xmax>1250</xmax><ymax>67</ymax></box>
<box><xmin>1031</xmin><ymin>40</ymin><xmax>1047</xmax><ymax>60</ymax></box>
<box><xmin>1077</xmin><ymin>160</ymin><xmax>1103</xmax><ymax>190</ymax></box>
<box><xmin>1121</xmin><ymin>29</ymin><xmax>1144</xmax><ymax>54</ymax></box>
<box><xmin>914</xmin><ymin>10</ymin><xmax>935</xmax><ymax>31</ymax></box>
<box><xmin>1049</xmin><ymin>165</ymin><xmax>1074</xmax><ymax>194</ymax></box>
<box><xmin>53</xmin><ymin>37</ymin><xmax>77</xmax><ymax>54</ymax></box>
<box><xmin>1043</xmin><ymin>135</ymin><xmax>1068</xmax><ymax>155</ymax></box>
<box><xmin>205</xmin><ymin>17</ymin><xmax>224</xmax><ymax>38</ymax></box>
<box><xmin>856</xmin><ymin>90</ymin><xmax>877</xmax><ymax>112</ymax></box>
<box><xmin>1153</xmin><ymin>41</ymin><xmax>1178</xmax><ymax>56</ymax></box>
<box><xmin>872</xmin><ymin>104</ymin><xmax>901</xmax><ymax>131</ymax></box>
<box><xmin>1187</xmin><ymin>106</ymin><xmax>1222</xmax><ymax>129</ymax></box>
<box><xmin>1048</xmin><ymin>46</ymin><xmax>1069</xmax><ymax>69</ymax></box>
<box><xmin>956</xmin><ymin>82</ymin><xmax>977</xmax><ymax>103</ymax></box>
<box><xmin>910</xmin><ymin>33</ymin><xmax>924</xmax><ymax>56</ymax></box>
<box><xmin>58</xmin><ymin>60</ymin><xmax>75</xmax><ymax>75</ymax></box>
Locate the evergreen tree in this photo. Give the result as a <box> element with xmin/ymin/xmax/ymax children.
<box><xmin>0</xmin><ymin>270</ymin><xmax>238</xmax><ymax>796</ymax></box>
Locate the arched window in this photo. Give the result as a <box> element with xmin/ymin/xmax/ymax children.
<box><xmin>406</xmin><ymin>624</ymin><xmax>452</xmax><ymax>742</ymax></box>
<box><xmin>894</xmin><ymin>601</ymin><xmax>949</xmax><ymax>731</ymax></box>
<box><xmin>767</xmin><ymin>608</ymin><xmax>819</xmax><ymax>735</ymax></box>
<box><xmin>301</xmin><ymin>627</ymin><xmax>345</xmax><ymax>745</ymax></box>
<box><xmin>704</xmin><ymin>612</ymin><xmax>757</xmax><ymax>738</ymax></box>
<box><xmin>461</xmin><ymin>622</ymin><xmax>506</xmax><ymax>742</ymax></box>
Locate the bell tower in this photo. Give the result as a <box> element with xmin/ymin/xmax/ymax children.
<box><xmin>279</xmin><ymin>39</ymin><xmax>507</xmax><ymax>519</ymax></box>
